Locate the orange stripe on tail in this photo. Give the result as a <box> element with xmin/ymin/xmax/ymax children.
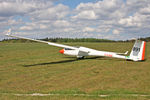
<box><xmin>141</xmin><ymin>42</ymin><xmax>146</xmax><ymax>60</ymax></box>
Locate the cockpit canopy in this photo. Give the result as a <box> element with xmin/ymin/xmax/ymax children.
<box><xmin>64</xmin><ymin>48</ymin><xmax>73</xmax><ymax>50</ymax></box>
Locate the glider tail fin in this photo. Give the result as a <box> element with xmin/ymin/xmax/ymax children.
<box><xmin>129</xmin><ymin>40</ymin><xmax>146</xmax><ymax>61</ymax></box>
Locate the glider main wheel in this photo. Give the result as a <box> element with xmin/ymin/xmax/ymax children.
<box><xmin>77</xmin><ymin>56</ymin><xmax>85</xmax><ymax>59</ymax></box>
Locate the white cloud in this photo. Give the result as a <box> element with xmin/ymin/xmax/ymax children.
<box><xmin>113</xmin><ymin>29</ymin><xmax>120</xmax><ymax>35</ymax></box>
<box><xmin>30</xmin><ymin>4</ymin><xmax>69</xmax><ymax>21</ymax></box>
<box><xmin>39</xmin><ymin>24</ymin><xmax>48</xmax><ymax>29</ymax></box>
<box><xmin>118</xmin><ymin>15</ymin><xmax>142</xmax><ymax>27</ymax></box>
<box><xmin>20</xmin><ymin>22</ymin><xmax>49</xmax><ymax>31</ymax></box>
<box><xmin>83</xmin><ymin>27</ymin><xmax>95</xmax><ymax>32</ymax></box>
<box><xmin>72</xmin><ymin>10</ymin><xmax>97</xmax><ymax>20</ymax></box>
<box><xmin>0</xmin><ymin>1</ymin><xmax>41</xmax><ymax>17</ymax></box>
<box><xmin>139</xmin><ymin>5</ymin><xmax>150</xmax><ymax>15</ymax></box>
<box><xmin>53</xmin><ymin>20</ymin><xmax>70</xmax><ymax>27</ymax></box>
<box><xmin>20</xmin><ymin>25</ymin><xmax>33</xmax><ymax>31</ymax></box>
<box><xmin>1</xmin><ymin>0</ymin><xmax>150</xmax><ymax>40</ymax></box>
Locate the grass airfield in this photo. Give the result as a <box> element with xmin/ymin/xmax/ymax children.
<box><xmin>0</xmin><ymin>42</ymin><xmax>150</xmax><ymax>100</ymax></box>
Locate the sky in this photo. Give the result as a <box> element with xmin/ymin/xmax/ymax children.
<box><xmin>0</xmin><ymin>0</ymin><xmax>150</xmax><ymax>40</ymax></box>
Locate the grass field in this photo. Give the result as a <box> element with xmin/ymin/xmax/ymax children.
<box><xmin>0</xmin><ymin>42</ymin><xmax>150</xmax><ymax>100</ymax></box>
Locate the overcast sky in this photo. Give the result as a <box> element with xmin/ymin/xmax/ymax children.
<box><xmin>0</xmin><ymin>0</ymin><xmax>150</xmax><ymax>40</ymax></box>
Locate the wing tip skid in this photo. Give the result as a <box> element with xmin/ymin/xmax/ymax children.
<box><xmin>5</xmin><ymin>28</ymin><xmax>12</xmax><ymax>36</ymax></box>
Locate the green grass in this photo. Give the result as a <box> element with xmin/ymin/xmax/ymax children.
<box><xmin>0</xmin><ymin>42</ymin><xmax>150</xmax><ymax>100</ymax></box>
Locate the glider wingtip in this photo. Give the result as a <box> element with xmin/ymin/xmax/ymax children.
<box><xmin>5</xmin><ymin>28</ymin><xmax>12</xmax><ymax>36</ymax></box>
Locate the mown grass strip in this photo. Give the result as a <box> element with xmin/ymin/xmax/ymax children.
<box><xmin>1</xmin><ymin>92</ymin><xmax>150</xmax><ymax>98</ymax></box>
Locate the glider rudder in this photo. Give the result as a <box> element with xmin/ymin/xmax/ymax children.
<box><xmin>129</xmin><ymin>40</ymin><xmax>146</xmax><ymax>61</ymax></box>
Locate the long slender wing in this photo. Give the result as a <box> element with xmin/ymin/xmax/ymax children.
<box><xmin>5</xmin><ymin>29</ymin><xmax>78</xmax><ymax>50</ymax></box>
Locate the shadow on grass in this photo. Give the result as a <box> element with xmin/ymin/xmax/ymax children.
<box><xmin>23</xmin><ymin>56</ymin><xmax>100</xmax><ymax>67</ymax></box>
<box><xmin>24</xmin><ymin>59</ymin><xmax>77</xmax><ymax>67</ymax></box>
<box><xmin>23</xmin><ymin>56</ymin><xmax>128</xmax><ymax>67</ymax></box>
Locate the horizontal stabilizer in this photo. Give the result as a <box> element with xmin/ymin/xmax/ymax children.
<box><xmin>117</xmin><ymin>51</ymin><xmax>128</xmax><ymax>55</ymax></box>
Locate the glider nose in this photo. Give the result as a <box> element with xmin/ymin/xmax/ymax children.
<box><xmin>59</xmin><ymin>49</ymin><xmax>64</xmax><ymax>54</ymax></box>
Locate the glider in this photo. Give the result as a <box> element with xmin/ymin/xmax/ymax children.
<box><xmin>5</xmin><ymin>29</ymin><xmax>146</xmax><ymax>61</ymax></box>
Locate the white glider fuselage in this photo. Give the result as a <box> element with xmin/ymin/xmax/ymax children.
<box><xmin>61</xmin><ymin>46</ymin><xmax>126</xmax><ymax>59</ymax></box>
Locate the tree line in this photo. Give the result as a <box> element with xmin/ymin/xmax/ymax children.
<box><xmin>1</xmin><ymin>37</ymin><xmax>150</xmax><ymax>43</ymax></box>
<box><xmin>1</xmin><ymin>38</ymin><xmax>115</xmax><ymax>43</ymax></box>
